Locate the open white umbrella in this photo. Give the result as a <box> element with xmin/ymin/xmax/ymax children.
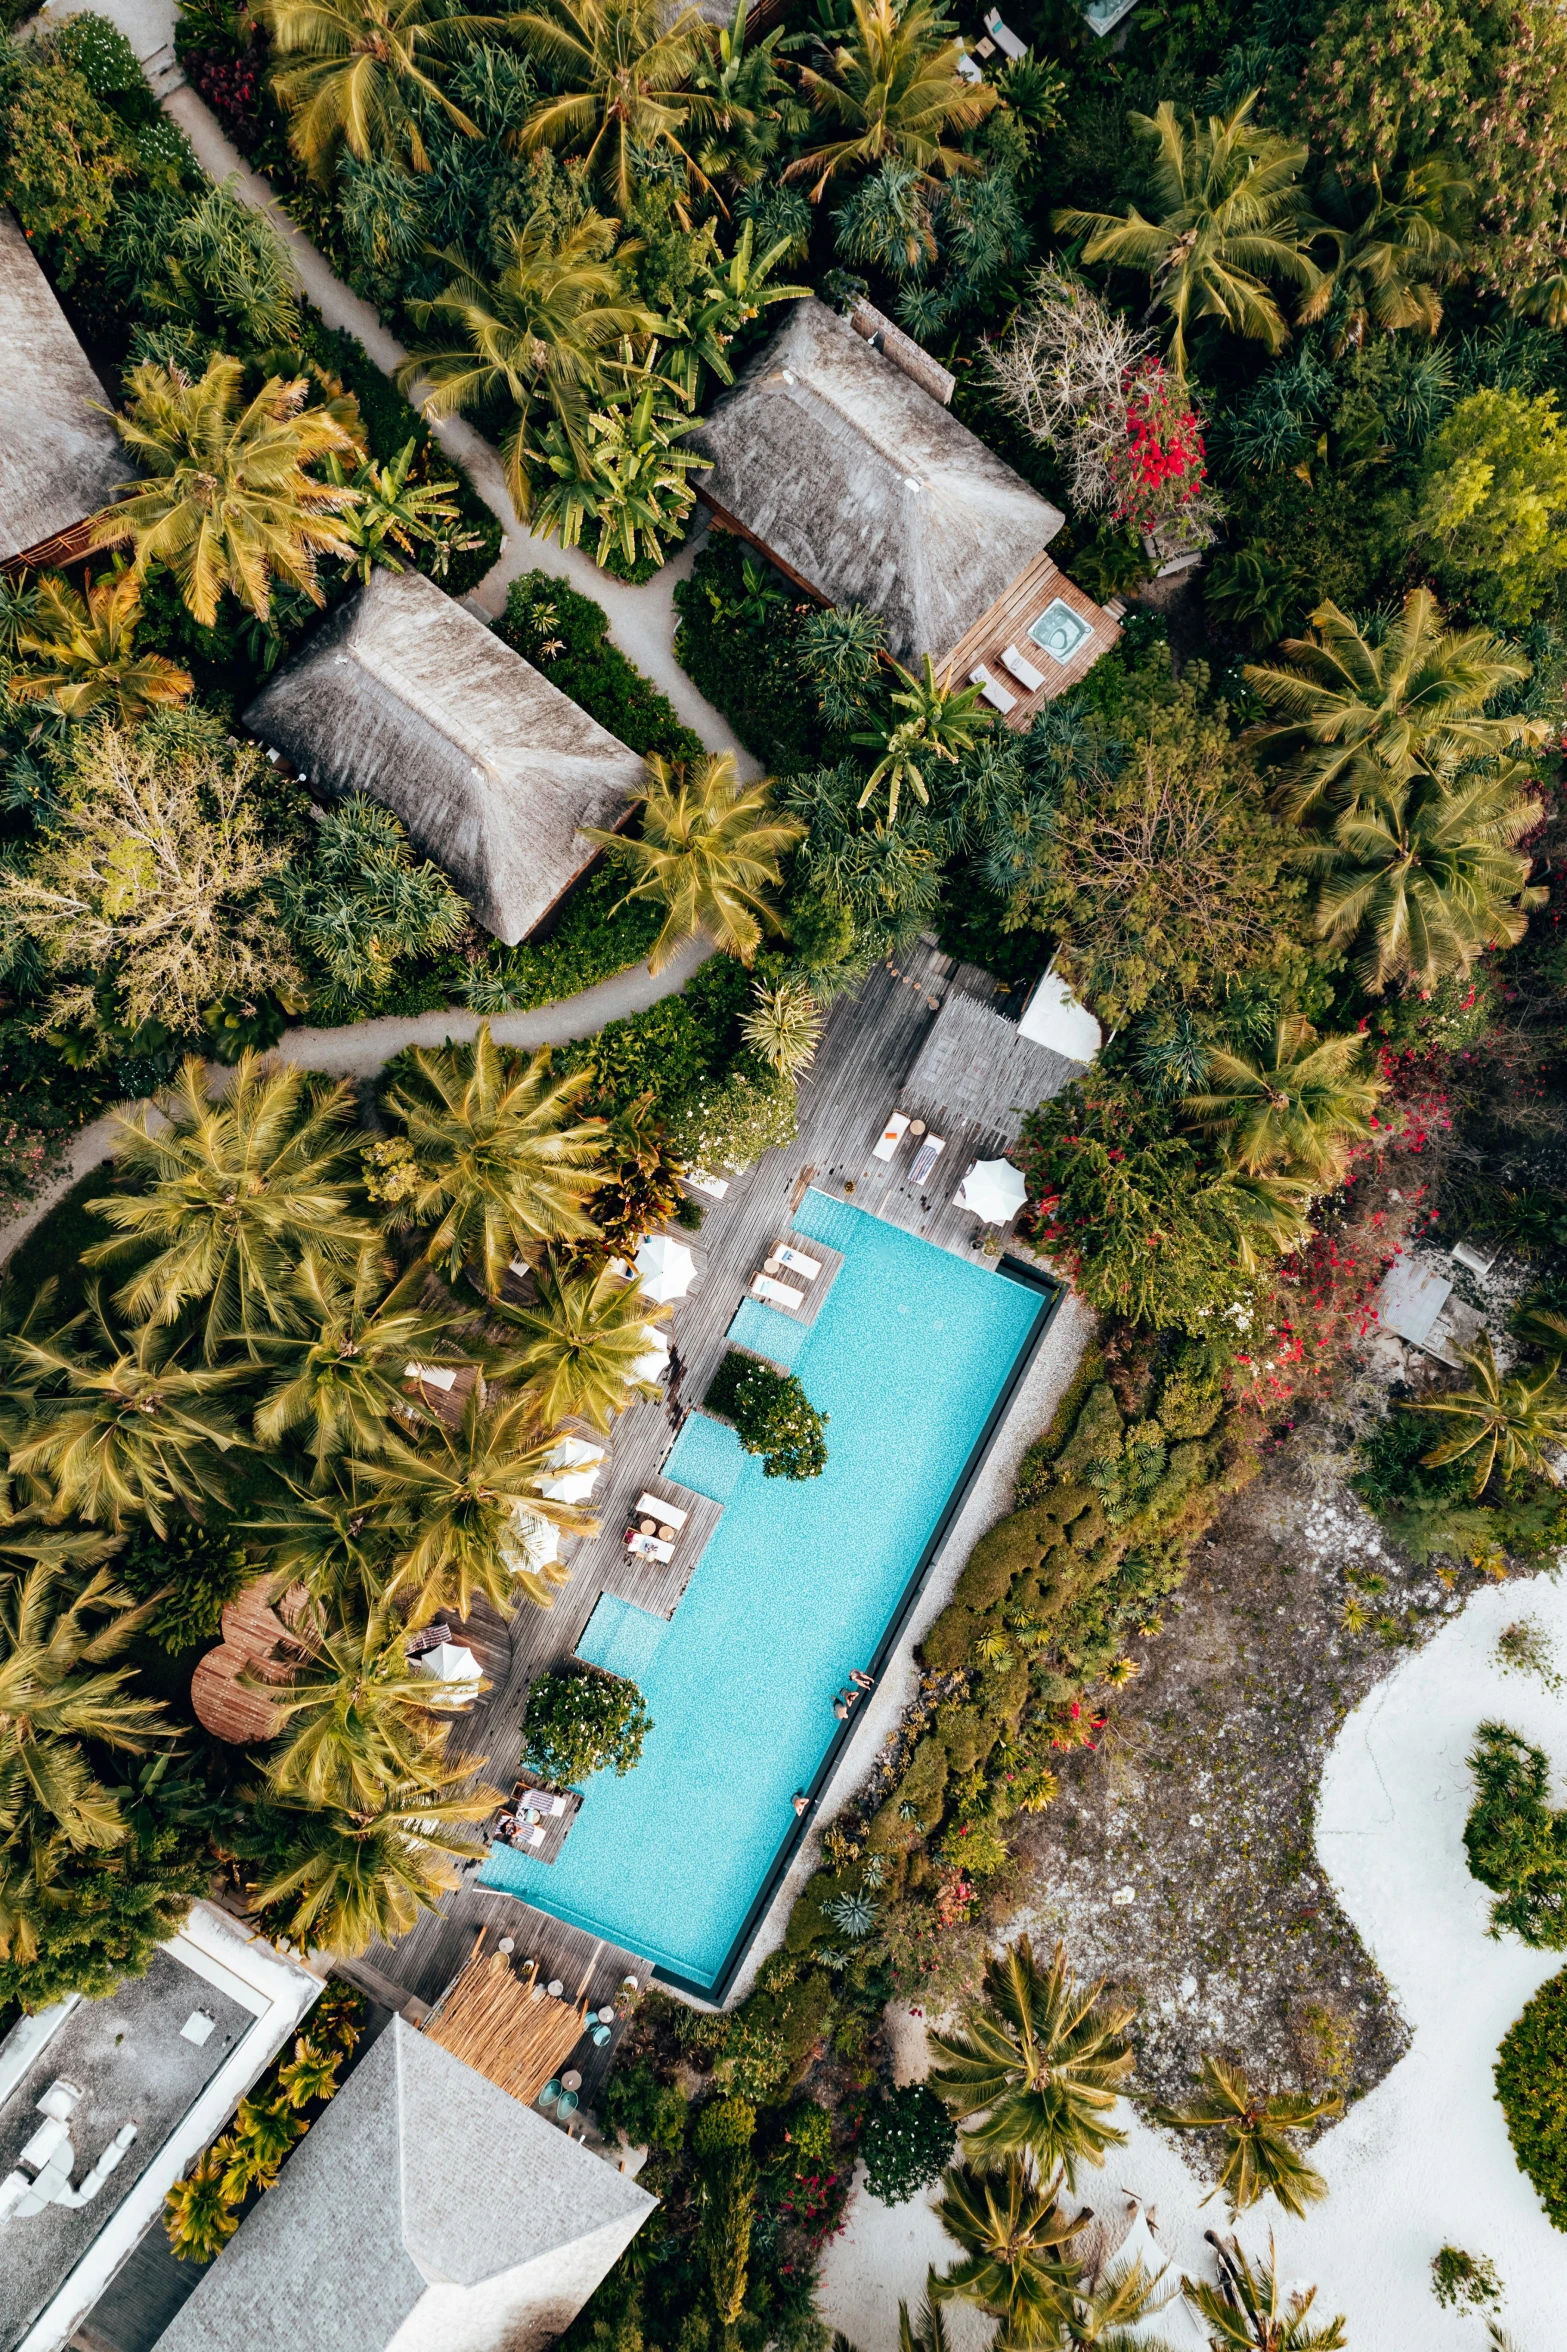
<box><xmin>634</xmin><ymin>1233</ymin><xmax>696</xmax><ymax>1304</ymax></box>
<box><xmin>410</xmin><ymin>1643</ymin><xmax>482</xmax><ymax>1705</ymax></box>
<box><xmin>955</xmin><ymin>1157</ymin><xmax>1026</xmax><ymax>1224</ymax></box>
<box><xmin>541</xmin><ymin>1436</ymin><xmax>606</xmax><ymax>1472</ymax></box>
<box><xmin>534</xmin><ymin>1466</ymin><xmax>601</xmax><ymax>1504</ymax></box>
<box><xmin>501</xmin><ymin>1502</ymin><xmax>561</xmax><ymax>1577</ymax></box>
<box><xmin>630</xmin><ymin>1327</ymin><xmax>671</xmax><ymax>1384</ymax></box>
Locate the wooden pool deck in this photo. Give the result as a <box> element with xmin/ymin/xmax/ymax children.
<box><xmin>364</xmin><ymin>939</ymin><xmax>1070</xmax><ymax>2041</ymax></box>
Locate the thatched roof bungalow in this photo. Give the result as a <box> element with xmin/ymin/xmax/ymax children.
<box><xmin>243</xmin><ymin>570</ymin><xmax>646</xmax><ymax>945</ymax></box>
<box><xmin>689</xmin><ymin>297</ymin><xmax>1121</xmax><ymax>714</ymax></box>
<box><xmin>0</xmin><ymin>208</ymin><xmax>127</xmax><ymax>571</ymax></box>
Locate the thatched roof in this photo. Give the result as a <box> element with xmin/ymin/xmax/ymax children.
<box><xmin>690</xmin><ymin>298</ymin><xmax>1065</xmax><ymax>662</ymax></box>
<box><xmin>243</xmin><ymin>570</ymin><xmax>646</xmax><ymax>945</ymax></box>
<box><xmin>0</xmin><ymin>208</ymin><xmax>126</xmax><ymax>566</ymax></box>
<box><xmin>902</xmin><ymin>987</ymin><xmax>1085</xmax><ymax>1145</ymax></box>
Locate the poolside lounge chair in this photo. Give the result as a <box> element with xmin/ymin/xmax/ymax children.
<box><xmin>873</xmin><ymin>1111</ymin><xmax>911</xmax><ymax>1161</ymax></box>
<box><xmin>999</xmin><ymin>642</ymin><xmax>1047</xmax><ymax>693</ymax></box>
<box><xmin>909</xmin><ymin>1134</ymin><xmax>946</xmax><ymax>1184</ymax></box>
<box><xmin>634</xmin><ymin>1492</ymin><xmax>688</xmax><ymax>1530</ymax></box>
<box><xmin>753</xmin><ymin>1273</ymin><xmax>807</xmax><ymax>1310</ymax></box>
<box><xmin>985</xmin><ymin>7</ymin><xmax>1029</xmax><ymax>56</ymax></box>
<box><xmin>774</xmin><ymin>1244</ymin><xmax>822</xmax><ymax>1280</ymax></box>
<box><xmin>969</xmin><ymin>664</ymin><xmax>1017</xmax><ymax>715</ymax></box>
<box><xmin>956</xmin><ymin>44</ymin><xmax>984</xmax><ymax>80</ymax></box>
<box><xmin>403</xmin><ymin>1361</ymin><xmax>456</xmax><ymax>1390</ymax></box>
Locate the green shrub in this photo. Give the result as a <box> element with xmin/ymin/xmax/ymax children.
<box><xmin>0</xmin><ymin>40</ymin><xmax>133</xmax><ymax>281</ymax></box>
<box><xmin>562</xmin><ymin>956</ymin><xmax>752</xmax><ymax>1116</ymax></box>
<box><xmin>498</xmin><ymin>571</ymin><xmax>703</xmax><ymax>761</ymax></box>
<box><xmin>1430</xmin><ymin>2246</ymin><xmax>1502</xmax><ymax>2311</ymax></box>
<box><xmin>120</xmin><ymin>1516</ymin><xmax>252</xmax><ymax>1653</ymax></box>
<box><xmin>1464</xmin><ymin>1722</ymin><xmax>1567</xmax><ymax>1947</ymax></box>
<box><xmin>599</xmin><ymin>2058</ymin><xmax>688</xmax><ymax>2153</ymax></box>
<box><xmin>522</xmin><ymin>1666</ymin><xmax>652</xmax><ymax>1787</ymax></box>
<box><xmin>466</xmin><ymin>866</ymin><xmax>662</xmax><ymax>1016</ymax></box>
<box><xmin>662</xmin><ymin>1054</ymin><xmax>797</xmax><ymax>1175</ymax></box>
<box><xmin>1495</xmin><ymin>1965</ymin><xmax>1567</xmax><ymax>2228</ymax></box>
<box><xmin>858</xmin><ymin>2083</ymin><xmax>955</xmax><ymax>2204</ymax></box>
<box><xmin>713</xmin><ymin>1960</ymin><xmax>834</xmax><ymax>2101</ymax></box>
<box><xmin>693</xmin><ymin>2094</ymin><xmax>756</xmax><ymax>2160</ymax></box>
<box><xmin>672</xmin><ymin>533</ymin><xmax>823</xmax><ymax>771</ymax></box>
<box><xmin>704</xmin><ymin>1351</ymin><xmax>828</xmax><ymax>1480</ymax></box>
<box><xmin>783</xmin><ymin>2098</ymin><xmax>833</xmax><ymax>2170</ymax></box>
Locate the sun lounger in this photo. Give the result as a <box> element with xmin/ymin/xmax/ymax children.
<box><xmin>969</xmin><ymin>664</ymin><xmax>1017</xmax><ymax>714</ymax></box>
<box><xmin>625</xmin><ymin>1530</ymin><xmax>675</xmax><ymax>1564</ymax></box>
<box><xmin>685</xmin><ymin>1168</ymin><xmax>730</xmax><ymax>1200</ymax></box>
<box><xmin>955</xmin><ymin>45</ymin><xmax>984</xmax><ymax>80</ymax></box>
<box><xmin>525</xmin><ymin>1824</ymin><xmax>545</xmax><ymax>1847</ymax></box>
<box><xmin>753</xmin><ymin>1273</ymin><xmax>807</xmax><ymax>1310</ymax></box>
<box><xmin>404</xmin><ymin>1361</ymin><xmax>456</xmax><ymax>1390</ymax></box>
<box><xmin>774</xmin><ymin>1244</ymin><xmax>822</xmax><ymax>1280</ymax></box>
<box><xmin>999</xmin><ymin>643</ymin><xmax>1047</xmax><ymax>693</ymax></box>
<box><xmin>634</xmin><ymin>1493</ymin><xmax>688</xmax><ymax>1529</ymax></box>
<box><xmin>873</xmin><ymin>1111</ymin><xmax>911</xmax><ymax>1161</ymax></box>
<box><xmin>514</xmin><ymin>1786</ymin><xmax>568</xmax><ymax>1816</ymax></box>
<box><xmin>909</xmin><ymin>1134</ymin><xmax>946</xmax><ymax>1184</ymax></box>
<box><xmin>984</xmin><ymin>8</ymin><xmax>1029</xmax><ymax>57</ymax></box>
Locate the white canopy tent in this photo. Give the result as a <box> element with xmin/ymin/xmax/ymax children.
<box><xmin>410</xmin><ymin>1643</ymin><xmax>482</xmax><ymax>1705</ymax></box>
<box><xmin>633</xmin><ymin>1235</ymin><xmax>696</xmax><ymax>1304</ymax></box>
<box><xmin>630</xmin><ymin>1327</ymin><xmax>671</xmax><ymax>1384</ymax></box>
<box><xmin>954</xmin><ymin>1157</ymin><xmax>1027</xmax><ymax>1224</ymax></box>
<box><xmin>501</xmin><ymin>1502</ymin><xmax>562</xmax><ymax>1578</ymax></box>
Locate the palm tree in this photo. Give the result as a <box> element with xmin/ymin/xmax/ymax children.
<box><xmin>930</xmin><ymin>2158</ymin><xmax>1083</xmax><ymax>2343</ymax></box>
<box><xmin>496</xmin><ymin>1255</ymin><xmax>667</xmax><ymax>1431</ymax></box>
<box><xmin>1412</xmin><ymin>1337</ymin><xmax>1567</xmax><ymax>1495</ymax></box>
<box><xmin>659</xmin><ymin>220</ymin><xmax>810</xmax><ymax>406</ymax></box>
<box><xmin>7</xmin><ymin>1295</ymin><xmax>247</xmax><ymax>1534</ymax></box>
<box><xmin>1055</xmin><ymin>95</ymin><xmax>1320</xmax><ymax>379</ymax></box>
<box><xmin>1184</xmin><ymin>2232</ymin><xmax>1346</xmax><ymax>2351</ymax></box>
<box><xmin>743</xmin><ymin>977</ymin><xmax>824</xmax><ymax>1075</ymax></box>
<box><xmin>0</xmin><ymin>1564</ymin><xmax>171</xmax><ymax>1859</ymax></box>
<box><xmin>8</xmin><ymin>570</ymin><xmax>192</xmax><ymax>724</ymax></box>
<box><xmin>363</xmin><ymin>1387</ymin><xmax>591</xmax><ymax>1621</ymax></box>
<box><xmin>1299</xmin><ymin>157</ymin><xmax>1468</xmax><ymax>352</ymax></box>
<box><xmin>244</xmin><ymin>1473</ymin><xmax>407</xmax><ymax>1612</ymax></box>
<box><xmin>1244</xmin><ymin>590</ymin><xmax>1546</xmax><ymax>822</ymax></box>
<box><xmin>252</xmin><ymin>1255</ymin><xmax>463</xmax><ymax>1482</ymax></box>
<box><xmin>85</xmin><ymin>1054</ymin><xmax>375</xmax><ymax>1357</ymax></box>
<box><xmin>1063</xmin><ymin>2253</ymin><xmax>1181</xmax><ymax>2349</ymax></box>
<box><xmin>259</xmin><ymin>0</ymin><xmax>504</xmax><ymax>177</ymax></box>
<box><xmin>381</xmin><ymin>1026</ymin><xmax>607</xmax><ymax>1292</ymax></box>
<box><xmin>513</xmin><ymin>0</ymin><xmax>719</xmax><ymax>212</ymax></box>
<box><xmin>249</xmin><ymin>1772</ymin><xmax>497</xmax><ymax>1953</ymax></box>
<box><xmin>1307</xmin><ymin>763</ymin><xmax>1545</xmax><ymax>994</ymax></box>
<box><xmin>584</xmin><ymin>752</ymin><xmax>803</xmax><ymax>972</ymax></box>
<box><xmin>89</xmin><ymin>356</ymin><xmax>361</xmax><ymax>627</ymax></box>
<box><xmin>526</xmin><ymin>340</ymin><xmax>711</xmax><ymax>572</ymax></box>
<box><xmin>1185</xmin><ymin>1017</ymin><xmax>1382</xmax><ymax>1182</ymax></box>
<box><xmin>403</xmin><ymin>210</ymin><xmax>658</xmax><ymax>513</ymax></box>
<box><xmin>1154</xmin><ymin>2057</ymin><xmax>1340</xmax><ymax>2219</ymax></box>
<box><xmin>898</xmin><ymin>2276</ymin><xmax>951</xmax><ymax>2352</ymax></box>
<box><xmin>927</xmin><ymin>1936</ymin><xmax>1136</xmax><ymax>2186</ymax></box>
<box><xmin>266</xmin><ymin>1605</ymin><xmax>474</xmax><ymax>1812</ymax></box>
<box><xmin>788</xmin><ymin>0</ymin><xmax>995</xmax><ymax>201</ymax></box>
<box><xmin>856</xmin><ymin>657</ymin><xmax>989</xmax><ymax>826</ymax></box>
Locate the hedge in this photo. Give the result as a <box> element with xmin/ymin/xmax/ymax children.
<box><xmin>499</xmin><ymin>572</ymin><xmax>704</xmax><ymax>763</ymax></box>
<box><xmin>1496</xmin><ymin>1966</ymin><xmax>1567</xmax><ymax>2228</ymax></box>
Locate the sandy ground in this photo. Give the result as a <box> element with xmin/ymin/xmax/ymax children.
<box><xmin>820</xmin><ymin>1572</ymin><xmax>1567</xmax><ymax>2351</ymax></box>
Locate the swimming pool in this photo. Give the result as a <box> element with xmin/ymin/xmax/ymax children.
<box><xmin>480</xmin><ymin>1191</ymin><xmax>1052</xmax><ymax>1991</ymax></box>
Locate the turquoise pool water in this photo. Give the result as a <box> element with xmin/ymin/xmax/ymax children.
<box><xmin>480</xmin><ymin>1191</ymin><xmax>1047</xmax><ymax>1987</ymax></box>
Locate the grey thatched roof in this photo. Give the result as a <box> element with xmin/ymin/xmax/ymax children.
<box><xmin>690</xmin><ymin>299</ymin><xmax>1065</xmax><ymax>662</ymax></box>
<box><xmin>156</xmin><ymin>2017</ymin><xmax>654</xmax><ymax>2352</ymax></box>
<box><xmin>0</xmin><ymin>208</ymin><xmax>126</xmax><ymax>565</ymax></box>
<box><xmin>903</xmin><ymin>987</ymin><xmax>1084</xmax><ymax>1146</ymax></box>
<box><xmin>243</xmin><ymin>570</ymin><xmax>646</xmax><ymax>945</ymax></box>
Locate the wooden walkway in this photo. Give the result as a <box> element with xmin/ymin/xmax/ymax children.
<box><xmin>367</xmin><ymin>939</ymin><xmax>1063</xmax><ymax>2027</ymax></box>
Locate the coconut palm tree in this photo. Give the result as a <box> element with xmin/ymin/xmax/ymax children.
<box><xmin>584</xmin><ymin>752</ymin><xmax>803</xmax><ymax>972</ymax></box>
<box><xmin>381</xmin><ymin>1026</ymin><xmax>607</xmax><ymax>1292</ymax></box>
<box><xmin>856</xmin><ymin>656</ymin><xmax>989</xmax><ymax>827</ymax></box>
<box><xmin>1307</xmin><ymin>763</ymin><xmax>1545</xmax><ymax>995</ymax></box>
<box><xmin>513</xmin><ymin>0</ymin><xmax>719</xmax><ymax>212</ymax></box>
<box><xmin>259</xmin><ymin>0</ymin><xmax>505</xmax><ymax>177</ymax></box>
<box><xmin>245</xmin><ymin>1472</ymin><xmax>407</xmax><ymax>1612</ymax></box>
<box><xmin>1299</xmin><ymin>157</ymin><xmax>1469</xmax><ymax>352</ymax></box>
<box><xmin>898</xmin><ymin>2276</ymin><xmax>951</xmax><ymax>2352</ymax></box>
<box><xmin>927</xmin><ymin>1936</ymin><xmax>1136</xmax><ymax>2185</ymax></box>
<box><xmin>266</xmin><ymin>1604</ymin><xmax>476</xmax><ymax>1812</ymax></box>
<box><xmin>84</xmin><ymin>1054</ymin><xmax>376</xmax><ymax>1358</ymax></box>
<box><xmin>403</xmin><ymin>210</ymin><xmax>658</xmax><ymax>513</ymax></box>
<box><xmin>788</xmin><ymin>0</ymin><xmax>995</xmax><ymax>201</ymax></box>
<box><xmin>251</xmin><ymin>1255</ymin><xmax>463</xmax><ymax>1482</ymax></box>
<box><xmin>1244</xmin><ymin>590</ymin><xmax>1546</xmax><ymax>823</ymax></box>
<box><xmin>930</xmin><ymin>2158</ymin><xmax>1083</xmax><ymax>2342</ymax></box>
<box><xmin>496</xmin><ymin>1255</ymin><xmax>667</xmax><ymax>1431</ymax></box>
<box><xmin>6</xmin><ymin>1295</ymin><xmax>248</xmax><ymax>1534</ymax></box>
<box><xmin>8</xmin><ymin>570</ymin><xmax>192</xmax><ymax>724</ymax></box>
<box><xmin>363</xmin><ymin>1387</ymin><xmax>591</xmax><ymax>1621</ymax></box>
<box><xmin>248</xmin><ymin>1770</ymin><xmax>497</xmax><ymax>1952</ymax></box>
<box><xmin>1055</xmin><ymin>95</ymin><xmax>1320</xmax><ymax>379</ymax></box>
<box><xmin>0</xmin><ymin>1564</ymin><xmax>171</xmax><ymax>1859</ymax></box>
<box><xmin>743</xmin><ymin>977</ymin><xmax>824</xmax><ymax>1075</ymax></box>
<box><xmin>1184</xmin><ymin>2231</ymin><xmax>1346</xmax><ymax>2351</ymax></box>
<box><xmin>89</xmin><ymin>356</ymin><xmax>361</xmax><ymax>628</ymax></box>
<box><xmin>1154</xmin><ymin>2058</ymin><xmax>1340</xmax><ymax>2219</ymax></box>
<box><xmin>1185</xmin><ymin>1017</ymin><xmax>1382</xmax><ymax>1182</ymax></box>
<box><xmin>1412</xmin><ymin>1337</ymin><xmax>1567</xmax><ymax>1496</ymax></box>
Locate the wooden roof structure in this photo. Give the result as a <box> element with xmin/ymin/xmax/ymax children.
<box><xmin>190</xmin><ymin>1580</ymin><xmax>310</xmax><ymax>1745</ymax></box>
<box><xmin>900</xmin><ymin>987</ymin><xmax>1087</xmax><ymax>1148</ymax></box>
<box><xmin>0</xmin><ymin>208</ymin><xmax>126</xmax><ymax>569</ymax></box>
<box><xmin>422</xmin><ymin>1930</ymin><xmax>597</xmax><ymax>2106</ymax></box>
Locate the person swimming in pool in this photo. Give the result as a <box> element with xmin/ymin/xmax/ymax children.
<box><xmin>832</xmin><ymin>1695</ymin><xmax>851</xmax><ymax>1720</ymax></box>
<box><xmin>849</xmin><ymin>1669</ymin><xmax>875</xmax><ymax>1691</ymax></box>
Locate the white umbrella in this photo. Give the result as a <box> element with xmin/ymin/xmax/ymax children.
<box><xmin>501</xmin><ymin>1502</ymin><xmax>561</xmax><ymax>1577</ymax></box>
<box><xmin>410</xmin><ymin>1643</ymin><xmax>482</xmax><ymax>1705</ymax></box>
<box><xmin>955</xmin><ymin>1157</ymin><xmax>1027</xmax><ymax>1224</ymax></box>
<box><xmin>541</xmin><ymin>1436</ymin><xmax>605</xmax><ymax>1472</ymax></box>
<box><xmin>634</xmin><ymin>1234</ymin><xmax>696</xmax><ymax>1304</ymax></box>
<box><xmin>630</xmin><ymin>1326</ymin><xmax>671</xmax><ymax>1384</ymax></box>
<box><xmin>534</xmin><ymin>1466</ymin><xmax>601</xmax><ymax>1503</ymax></box>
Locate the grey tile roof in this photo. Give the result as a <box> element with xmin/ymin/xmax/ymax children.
<box><xmin>690</xmin><ymin>298</ymin><xmax>1065</xmax><ymax>663</ymax></box>
<box><xmin>243</xmin><ymin>570</ymin><xmax>647</xmax><ymax>946</ymax></box>
<box><xmin>0</xmin><ymin>208</ymin><xmax>126</xmax><ymax>564</ymax></box>
<box><xmin>903</xmin><ymin>987</ymin><xmax>1085</xmax><ymax>1146</ymax></box>
<box><xmin>156</xmin><ymin>2017</ymin><xmax>654</xmax><ymax>2352</ymax></box>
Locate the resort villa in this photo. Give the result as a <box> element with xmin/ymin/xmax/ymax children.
<box><xmin>0</xmin><ymin>208</ymin><xmax>127</xmax><ymax>574</ymax></box>
<box><xmin>689</xmin><ymin>296</ymin><xmax>1122</xmax><ymax>725</ymax></box>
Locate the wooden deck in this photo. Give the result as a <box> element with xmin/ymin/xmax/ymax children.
<box><xmin>940</xmin><ymin>548</ymin><xmax>1122</xmax><ymax>730</ymax></box>
<box><xmin>366</xmin><ymin>938</ymin><xmax>1068</xmax><ymax>2023</ymax></box>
